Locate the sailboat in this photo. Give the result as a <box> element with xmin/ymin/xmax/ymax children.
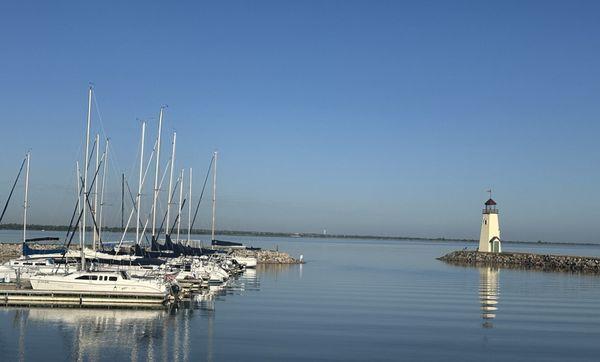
<box><xmin>7</xmin><ymin>86</ymin><xmax>252</xmax><ymax>294</ymax></box>
<box><xmin>27</xmin><ymin>86</ymin><xmax>178</xmax><ymax>296</ymax></box>
<box><xmin>29</xmin><ymin>270</ymin><xmax>173</xmax><ymax>294</ymax></box>
<box><xmin>206</xmin><ymin>152</ymin><xmax>257</xmax><ymax>268</ymax></box>
<box><xmin>0</xmin><ymin>152</ymin><xmax>56</xmax><ymax>281</ymax></box>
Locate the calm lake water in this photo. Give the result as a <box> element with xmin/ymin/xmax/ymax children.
<box><xmin>1</xmin><ymin>231</ymin><xmax>600</xmax><ymax>361</ymax></box>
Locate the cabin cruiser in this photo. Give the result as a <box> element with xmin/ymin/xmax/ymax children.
<box><xmin>29</xmin><ymin>270</ymin><xmax>175</xmax><ymax>294</ymax></box>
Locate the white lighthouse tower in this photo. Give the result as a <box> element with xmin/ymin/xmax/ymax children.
<box><xmin>478</xmin><ymin>198</ymin><xmax>501</xmax><ymax>253</ymax></box>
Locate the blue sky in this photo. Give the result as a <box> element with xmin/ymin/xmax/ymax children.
<box><xmin>0</xmin><ymin>1</ymin><xmax>599</xmax><ymax>242</ymax></box>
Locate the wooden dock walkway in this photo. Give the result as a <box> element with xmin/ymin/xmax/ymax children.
<box><xmin>0</xmin><ymin>289</ymin><xmax>171</xmax><ymax>308</ymax></box>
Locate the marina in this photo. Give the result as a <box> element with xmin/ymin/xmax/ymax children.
<box><xmin>2</xmin><ymin>235</ymin><xmax>600</xmax><ymax>361</ymax></box>
<box><xmin>0</xmin><ymin>85</ymin><xmax>302</xmax><ymax>312</ymax></box>
<box><xmin>2</xmin><ymin>2</ymin><xmax>600</xmax><ymax>360</ymax></box>
<box><xmin>0</xmin><ymin>232</ymin><xmax>300</xmax><ymax>309</ymax></box>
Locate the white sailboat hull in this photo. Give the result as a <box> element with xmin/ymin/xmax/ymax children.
<box><xmin>29</xmin><ymin>271</ymin><xmax>170</xmax><ymax>294</ymax></box>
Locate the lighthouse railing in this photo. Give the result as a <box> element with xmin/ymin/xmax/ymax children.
<box><xmin>482</xmin><ymin>208</ymin><xmax>499</xmax><ymax>214</ymax></box>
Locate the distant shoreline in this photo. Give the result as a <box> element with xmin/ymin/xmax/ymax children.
<box><xmin>0</xmin><ymin>223</ymin><xmax>599</xmax><ymax>247</ymax></box>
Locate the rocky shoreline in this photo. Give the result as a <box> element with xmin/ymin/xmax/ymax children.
<box><xmin>438</xmin><ymin>250</ymin><xmax>600</xmax><ymax>274</ymax></box>
<box><xmin>230</xmin><ymin>248</ymin><xmax>303</xmax><ymax>264</ymax></box>
<box><xmin>0</xmin><ymin>243</ymin><xmax>26</xmax><ymax>263</ymax></box>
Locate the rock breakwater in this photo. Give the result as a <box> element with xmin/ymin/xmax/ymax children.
<box><xmin>231</xmin><ymin>249</ymin><xmax>303</xmax><ymax>264</ymax></box>
<box><xmin>0</xmin><ymin>243</ymin><xmax>21</xmax><ymax>263</ymax></box>
<box><xmin>438</xmin><ymin>250</ymin><xmax>600</xmax><ymax>274</ymax></box>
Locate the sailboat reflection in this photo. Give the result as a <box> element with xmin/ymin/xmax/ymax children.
<box><xmin>183</xmin><ymin>267</ymin><xmax>260</xmax><ymax>312</ymax></box>
<box><xmin>5</xmin><ymin>267</ymin><xmax>263</xmax><ymax>362</ymax></box>
<box><xmin>479</xmin><ymin>267</ymin><xmax>500</xmax><ymax>328</ymax></box>
<box><xmin>25</xmin><ymin>308</ymin><xmax>168</xmax><ymax>361</ymax></box>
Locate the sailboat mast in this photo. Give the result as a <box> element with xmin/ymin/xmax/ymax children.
<box><xmin>166</xmin><ymin>132</ymin><xmax>176</xmax><ymax>236</ymax></box>
<box><xmin>98</xmin><ymin>138</ymin><xmax>109</xmax><ymax>245</ymax></box>
<box><xmin>211</xmin><ymin>151</ymin><xmax>218</xmax><ymax>242</ymax></box>
<box><xmin>93</xmin><ymin>133</ymin><xmax>100</xmax><ymax>249</ymax></box>
<box><xmin>82</xmin><ymin>85</ymin><xmax>92</xmax><ymax>270</ymax></box>
<box><xmin>121</xmin><ymin>173</ymin><xmax>124</xmax><ymax>230</ymax></box>
<box><xmin>187</xmin><ymin>168</ymin><xmax>192</xmax><ymax>245</ymax></box>
<box><xmin>151</xmin><ymin>107</ymin><xmax>164</xmax><ymax>240</ymax></box>
<box><xmin>177</xmin><ymin>168</ymin><xmax>184</xmax><ymax>244</ymax></box>
<box><xmin>76</xmin><ymin>161</ymin><xmax>82</xmax><ymax>246</ymax></box>
<box><xmin>22</xmin><ymin>152</ymin><xmax>30</xmax><ymax>245</ymax></box>
<box><xmin>136</xmin><ymin>121</ymin><xmax>146</xmax><ymax>244</ymax></box>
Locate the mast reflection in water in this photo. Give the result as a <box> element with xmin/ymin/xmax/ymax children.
<box><xmin>2</xmin><ymin>268</ymin><xmax>261</xmax><ymax>362</ymax></box>
<box><xmin>478</xmin><ymin>267</ymin><xmax>500</xmax><ymax>328</ymax></box>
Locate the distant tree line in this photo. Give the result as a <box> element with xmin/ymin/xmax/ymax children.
<box><xmin>2</xmin><ymin>223</ymin><xmax>595</xmax><ymax>244</ymax></box>
<box><xmin>0</xmin><ymin>223</ymin><xmax>478</xmax><ymax>242</ymax></box>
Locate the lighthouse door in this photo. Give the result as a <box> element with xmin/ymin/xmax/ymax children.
<box><xmin>491</xmin><ymin>239</ymin><xmax>500</xmax><ymax>253</ymax></box>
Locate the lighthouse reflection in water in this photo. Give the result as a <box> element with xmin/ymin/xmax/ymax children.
<box><xmin>479</xmin><ymin>267</ymin><xmax>500</xmax><ymax>328</ymax></box>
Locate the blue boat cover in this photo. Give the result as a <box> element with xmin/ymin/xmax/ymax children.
<box><xmin>22</xmin><ymin>242</ymin><xmax>66</xmax><ymax>256</ymax></box>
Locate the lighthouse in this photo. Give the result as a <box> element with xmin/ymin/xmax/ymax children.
<box><xmin>478</xmin><ymin>198</ymin><xmax>501</xmax><ymax>253</ymax></box>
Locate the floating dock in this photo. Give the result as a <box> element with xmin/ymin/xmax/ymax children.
<box><xmin>0</xmin><ymin>289</ymin><xmax>171</xmax><ymax>308</ymax></box>
<box><xmin>177</xmin><ymin>278</ymin><xmax>204</xmax><ymax>297</ymax></box>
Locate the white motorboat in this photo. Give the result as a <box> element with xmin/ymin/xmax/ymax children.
<box><xmin>232</xmin><ymin>256</ymin><xmax>257</xmax><ymax>268</ymax></box>
<box><xmin>168</xmin><ymin>256</ymin><xmax>229</xmax><ymax>284</ymax></box>
<box><xmin>29</xmin><ymin>270</ymin><xmax>172</xmax><ymax>294</ymax></box>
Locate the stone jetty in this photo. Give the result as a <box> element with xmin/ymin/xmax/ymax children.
<box><xmin>439</xmin><ymin>250</ymin><xmax>600</xmax><ymax>274</ymax></box>
<box><xmin>0</xmin><ymin>243</ymin><xmax>24</xmax><ymax>263</ymax></box>
<box><xmin>230</xmin><ymin>248</ymin><xmax>303</xmax><ymax>264</ymax></box>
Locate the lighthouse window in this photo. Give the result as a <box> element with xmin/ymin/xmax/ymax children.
<box><xmin>484</xmin><ymin>220</ymin><xmax>487</xmax><ymax>225</ymax></box>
